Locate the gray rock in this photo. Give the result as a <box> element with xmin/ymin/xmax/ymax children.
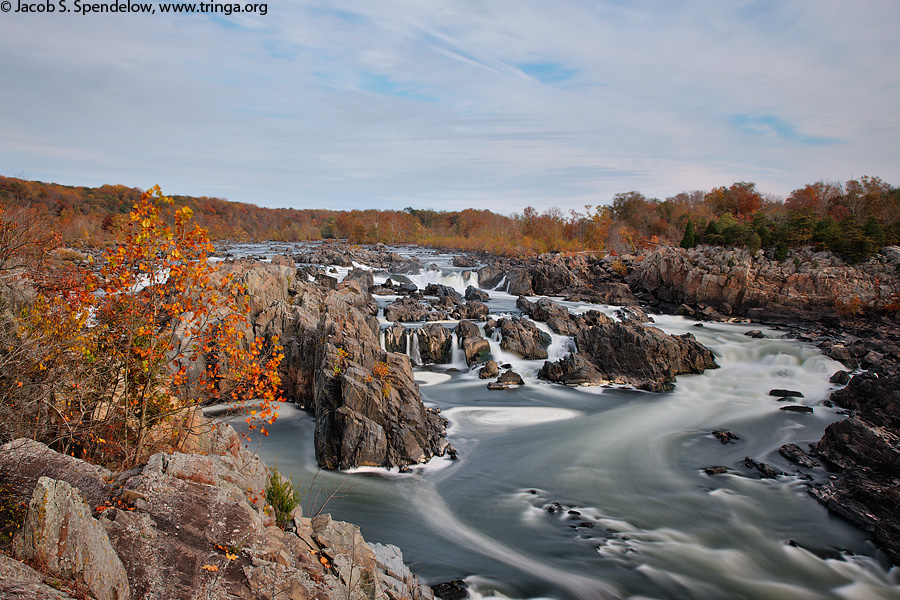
<box><xmin>497</xmin><ymin>370</ymin><xmax>525</xmax><ymax>386</ymax></box>
<box><xmin>14</xmin><ymin>477</ymin><xmax>130</xmax><ymax>600</ymax></box>
<box><xmin>479</xmin><ymin>360</ymin><xmax>500</xmax><ymax>379</ymax></box>
<box><xmin>498</xmin><ymin>317</ymin><xmax>552</xmax><ymax>360</ymax></box>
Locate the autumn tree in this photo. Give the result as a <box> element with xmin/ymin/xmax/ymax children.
<box><xmin>0</xmin><ymin>186</ymin><xmax>283</xmax><ymax>467</ymax></box>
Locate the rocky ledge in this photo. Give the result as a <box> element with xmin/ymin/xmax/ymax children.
<box><xmin>808</xmin><ymin>372</ymin><xmax>900</xmax><ymax>563</ymax></box>
<box><xmin>0</xmin><ymin>429</ymin><xmax>434</xmax><ymax>600</ymax></box>
<box><xmin>515</xmin><ymin>296</ymin><xmax>718</xmax><ymax>392</ymax></box>
<box><xmin>215</xmin><ymin>258</ymin><xmax>451</xmax><ymax>470</ymax></box>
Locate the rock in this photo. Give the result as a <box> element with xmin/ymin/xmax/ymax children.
<box><xmin>538</xmin><ymin>354</ymin><xmax>605</xmax><ymax>387</ymax></box>
<box><xmin>497</xmin><ymin>370</ymin><xmax>525</xmax><ymax>386</ymax></box>
<box><xmin>0</xmin><ymin>438</ymin><xmax>114</xmax><ymax>510</ymax></box>
<box><xmin>567</xmin><ymin>322</ymin><xmax>718</xmax><ymax>392</ymax></box>
<box><xmin>628</xmin><ymin>245</ymin><xmax>900</xmax><ymax>325</ymax></box>
<box><xmin>464</xmin><ymin>284</ymin><xmax>489</xmax><ymax>302</ymax></box>
<box><xmin>383</xmin><ymin>322</ymin><xmax>408</xmax><ymax>354</ymax></box>
<box><xmin>516</xmin><ymin>296</ymin><xmax>584</xmax><ymax>335</ymax></box>
<box><xmin>830</xmin><ymin>370</ymin><xmax>852</xmax><ymax>385</ymax></box>
<box><xmin>269</xmin><ymin>254</ymin><xmax>295</xmax><ymax>268</ymax></box>
<box><xmin>779</xmin><ymin>443</ymin><xmax>819</xmax><ymax>469</ymax></box>
<box><xmin>487</xmin><ymin>382</ymin><xmax>509</xmax><ymax>390</ymax></box>
<box><xmin>780</xmin><ymin>405</ymin><xmax>814</xmax><ymax>413</ymax></box>
<box><xmin>743</xmin><ymin>457</ymin><xmax>787</xmax><ymax>479</ymax></box>
<box><xmin>370</xmin><ymin>542</ymin><xmax>435</xmax><ymax>600</ymax></box>
<box><xmin>309</xmin><ymin>280</ymin><xmax>448</xmax><ymax>470</ymax></box>
<box><xmin>498</xmin><ymin>317</ymin><xmax>552</xmax><ymax>360</ymax></box>
<box><xmin>14</xmin><ymin>477</ymin><xmax>130</xmax><ymax>600</ymax></box>
<box><xmin>416</xmin><ymin>323</ymin><xmax>453</xmax><ymax>364</ymax></box>
<box><xmin>712</xmin><ymin>430</ymin><xmax>740</xmax><ymax>444</ymax></box>
<box><xmin>455</xmin><ymin>320</ymin><xmax>491</xmax><ymax>366</ymax></box>
<box><xmin>453</xmin><ymin>256</ymin><xmax>477</xmax><ymax>268</ymax></box>
<box><xmin>769</xmin><ymin>389</ymin><xmax>804</xmax><ymax>398</ymax></box>
<box><xmin>704</xmin><ymin>466</ymin><xmax>729</xmax><ymax>475</ymax></box>
<box><xmin>479</xmin><ymin>360</ymin><xmax>500</xmax><ymax>379</ymax></box>
<box><xmin>384</xmin><ymin>297</ymin><xmax>430</xmax><ymax>322</ymax></box>
<box><xmin>344</xmin><ymin>267</ymin><xmax>375</xmax><ymax>290</ymax></box>
<box><xmin>744</xmin><ymin>330</ymin><xmax>765</xmax><ymax>338</ymax></box>
<box><xmin>432</xmin><ymin>579</ymin><xmax>468</xmax><ymax>600</ymax></box>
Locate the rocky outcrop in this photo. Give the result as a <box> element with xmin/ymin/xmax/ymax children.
<box><xmin>538</xmin><ymin>322</ymin><xmax>718</xmax><ymax>392</ymax></box>
<box><xmin>14</xmin><ymin>476</ymin><xmax>130</xmax><ymax>600</ymax></box>
<box><xmin>477</xmin><ymin>253</ymin><xmax>639</xmax><ymax>304</ymax></box>
<box><xmin>0</xmin><ymin>436</ymin><xmax>435</xmax><ymax>600</ymax></box>
<box><xmin>416</xmin><ymin>323</ymin><xmax>453</xmax><ymax>365</ymax></box>
<box><xmin>216</xmin><ymin>260</ymin><xmax>450</xmax><ymax>471</ymax></box>
<box><xmin>384</xmin><ymin>296</ymin><xmax>432</xmax><ymax>322</ymax></box>
<box><xmin>295</xmin><ymin>242</ymin><xmax>423</xmax><ymax>274</ymax></box>
<box><xmin>314</xmin><ymin>282</ymin><xmax>449</xmax><ymax>470</ymax></box>
<box><xmin>629</xmin><ymin>245</ymin><xmax>900</xmax><ymax>323</ymax></box>
<box><xmin>538</xmin><ymin>354</ymin><xmax>605</xmax><ymax>387</ymax></box>
<box><xmin>455</xmin><ymin>320</ymin><xmax>491</xmax><ymax>366</ymax></box>
<box><xmin>809</xmin><ymin>372</ymin><xmax>900</xmax><ymax>564</ymax></box>
<box><xmin>478</xmin><ymin>360</ymin><xmax>500</xmax><ymax>379</ymax></box>
<box><xmin>575</xmin><ymin>323</ymin><xmax>717</xmax><ymax>392</ymax></box>
<box><xmin>497</xmin><ymin>317</ymin><xmax>552</xmax><ymax>360</ymax></box>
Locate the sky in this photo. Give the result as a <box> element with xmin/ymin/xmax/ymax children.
<box><xmin>2</xmin><ymin>0</ymin><xmax>899</xmax><ymax>214</ymax></box>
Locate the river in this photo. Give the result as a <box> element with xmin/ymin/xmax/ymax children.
<box><xmin>224</xmin><ymin>243</ymin><xmax>900</xmax><ymax>600</ymax></box>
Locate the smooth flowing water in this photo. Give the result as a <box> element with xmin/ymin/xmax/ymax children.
<box><xmin>225</xmin><ymin>244</ymin><xmax>900</xmax><ymax>600</ymax></box>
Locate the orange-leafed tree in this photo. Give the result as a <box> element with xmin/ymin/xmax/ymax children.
<box><xmin>91</xmin><ymin>185</ymin><xmax>284</xmax><ymax>465</ymax></box>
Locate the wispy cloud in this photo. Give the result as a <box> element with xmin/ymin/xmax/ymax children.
<box><xmin>730</xmin><ymin>114</ymin><xmax>840</xmax><ymax>147</ymax></box>
<box><xmin>0</xmin><ymin>1</ymin><xmax>898</xmax><ymax>212</ymax></box>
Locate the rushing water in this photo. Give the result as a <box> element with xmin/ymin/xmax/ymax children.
<box><xmin>224</xmin><ymin>243</ymin><xmax>900</xmax><ymax>600</ymax></box>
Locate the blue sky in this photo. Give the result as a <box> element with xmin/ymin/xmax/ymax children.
<box><xmin>2</xmin><ymin>0</ymin><xmax>899</xmax><ymax>213</ymax></box>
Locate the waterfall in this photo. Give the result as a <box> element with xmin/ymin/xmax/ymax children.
<box><xmin>408</xmin><ymin>330</ymin><xmax>423</xmax><ymax>366</ymax></box>
<box><xmin>450</xmin><ymin>332</ymin><xmax>467</xmax><ymax>369</ymax></box>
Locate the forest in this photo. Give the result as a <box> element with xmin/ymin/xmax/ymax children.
<box><xmin>0</xmin><ymin>174</ymin><xmax>897</xmax><ymax>261</ymax></box>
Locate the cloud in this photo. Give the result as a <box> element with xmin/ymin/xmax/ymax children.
<box><xmin>1</xmin><ymin>0</ymin><xmax>898</xmax><ymax>212</ymax></box>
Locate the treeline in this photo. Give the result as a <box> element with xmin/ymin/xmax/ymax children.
<box><xmin>1</xmin><ymin>174</ymin><xmax>898</xmax><ymax>260</ymax></box>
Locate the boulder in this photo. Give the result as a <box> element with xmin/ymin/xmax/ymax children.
<box><xmin>743</xmin><ymin>457</ymin><xmax>787</xmax><ymax>479</ymax></box>
<box><xmin>455</xmin><ymin>320</ymin><xmax>491</xmax><ymax>366</ymax></box>
<box><xmin>0</xmin><ymin>554</ymin><xmax>81</xmax><ymax>599</ymax></box>
<box><xmin>384</xmin><ymin>297</ymin><xmax>430</xmax><ymax>322</ymax></box>
<box><xmin>416</xmin><ymin>323</ymin><xmax>453</xmax><ymax>364</ymax></box>
<box><xmin>478</xmin><ymin>360</ymin><xmax>500</xmax><ymax>379</ymax></box>
<box><xmin>566</xmin><ymin>322</ymin><xmax>718</xmax><ymax>392</ymax></box>
<box><xmin>538</xmin><ymin>354</ymin><xmax>605</xmax><ymax>387</ymax></box>
<box><xmin>0</xmin><ymin>438</ymin><xmax>114</xmax><ymax>510</ymax></box>
<box><xmin>497</xmin><ymin>370</ymin><xmax>525</xmax><ymax>386</ymax></box>
<box><xmin>383</xmin><ymin>322</ymin><xmax>408</xmax><ymax>354</ymax></box>
<box><xmin>779</xmin><ymin>443</ymin><xmax>819</xmax><ymax>469</ymax></box>
<box><xmin>517</xmin><ymin>296</ymin><xmax>580</xmax><ymax>335</ymax></box>
<box><xmin>498</xmin><ymin>318</ymin><xmax>552</xmax><ymax>360</ymax></box>
<box><xmin>14</xmin><ymin>477</ymin><xmax>130</xmax><ymax>600</ymax></box>
<box><xmin>464</xmin><ymin>285</ymin><xmax>489</xmax><ymax>302</ymax></box>
<box><xmin>452</xmin><ymin>256</ymin><xmax>478</xmax><ymax>268</ymax></box>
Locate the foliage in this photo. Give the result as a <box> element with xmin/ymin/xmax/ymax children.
<box><xmin>265</xmin><ymin>466</ymin><xmax>301</xmax><ymax>529</ymax></box>
<box><xmin>679</xmin><ymin>219</ymin><xmax>697</xmax><ymax>249</ymax></box>
<box><xmin>0</xmin><ymin>186</ymin><xmax>284</xmax><ymax>467</ymax></box>
<box><xmin>1</xmin><ymin>173</ymin><xmax>897</xmax><ymax>261</ymax></box>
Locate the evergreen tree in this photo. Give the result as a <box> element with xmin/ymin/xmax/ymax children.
<box><xmin>680</xmin><ymin>219</ymin><xmax>697</xmax><ymax>248</ymax></box>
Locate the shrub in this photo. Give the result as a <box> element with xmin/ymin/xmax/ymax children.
<box><xmin>265</xmin><ymin>466</ymin><xmax>301</xmax><ymax>529</ymax></box>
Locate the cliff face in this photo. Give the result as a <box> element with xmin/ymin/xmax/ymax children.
<box><xmin>628</xmin><ymin>245</ymin><xmax>900</xmax><ymax>322</ymax></box>
<box><xmin>810</xmin><ymin>373</ymin><xmax>900</xmax><ymax>564</ymax></box>
<box><xmin>215</xmin><ymin>259</ymin><xmax>450</xmax><ymax>470</ymax></box>
<box><xmin>0</xmin><ymin>431</ymin><xmax>435</xmax><ymax>600</ymax></box>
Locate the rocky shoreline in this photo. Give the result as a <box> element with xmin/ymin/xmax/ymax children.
<box><xmin>0</xmin><ymin>427</ymin><xmax>435</xmax><ymax>600</ymax></box>
<box><xmin>5</xmin><ymin>240</ymin><xmax>900</xmax><ymax>598</ymax></box>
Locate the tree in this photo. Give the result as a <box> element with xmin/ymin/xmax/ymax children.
<box><xmin>1</xmin><ymin>186</ymin><xmax>284</xmax><ymax>467</ymax></box>
<box><xmin>680</xmin><ymin>219</ymin><xmax>697</xmax><ymax>249</ymax></box>
<box><xmin>93</xmin><ymin>186</ymin><xmax>284</xmax><ymax>464</ymax></box>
